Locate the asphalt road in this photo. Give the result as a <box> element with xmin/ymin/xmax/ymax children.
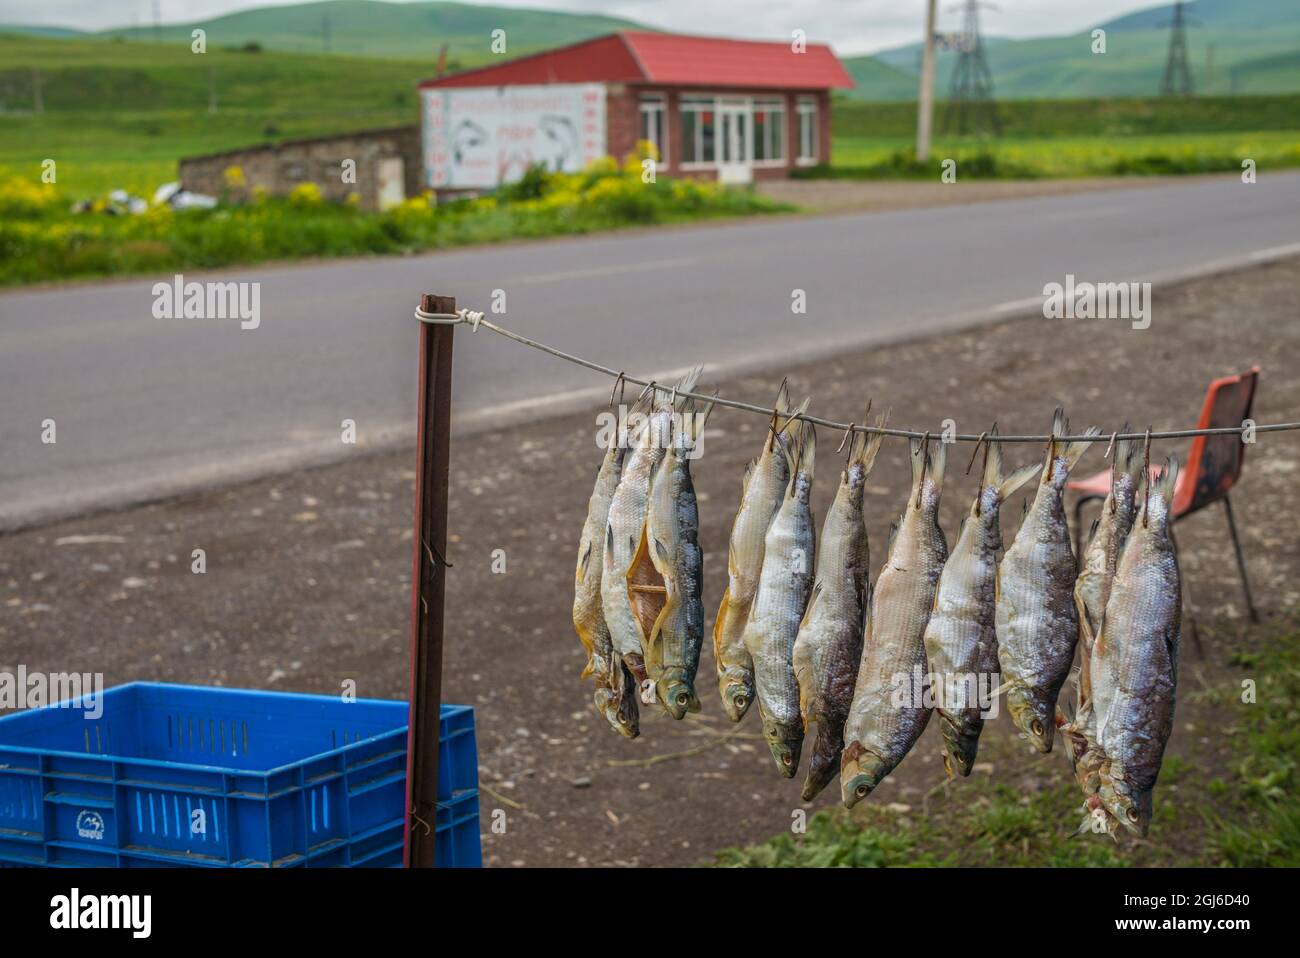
<box><xmin>3</xmin><ymin>173</ymin><xmax>1298</xmax><ymax>529</ymax></box>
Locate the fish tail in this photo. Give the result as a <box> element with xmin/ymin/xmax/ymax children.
<box><xmin>999</xmin><ymin>462</ymin><xmax>1041</xmax><ymax>501</ymax></box>
<box><xmin>910</xmin><ymin>433</ymin><xmax>946</xmax><ymax>494</ymax></box>
<box><xmin>1044</xmin><ymin>407</ymin><xmax>1100</xmax><ymax>481</ymax></box>
<box><xmin>798</xmin><ymin>420</ymin><xmax>816</xmax><ymax>481</ymax></box>
<box><xmin>801</xmin><ymin>724</ymin><xmax>844</xmax><ymax>801</ymax></box>
<box><xmin>660</xmin><ymin>366</ymin><xmax>702</xmax><ymax>412</ymax></box>
<box><xmin>1112</xmin><ymin>422</ymin><xmax>1144</xmax><ymax>484</ymax></box>
<box><xmin>856</xmin><ymin>409</ymin><xmax>889</xmax><ymax>475</ymax></box>
<box><xmin>982</xmin><ymin>426</ymin><xmax>1004</xmax><ymax>489</ymax></box>
<box><xmin>1144</xmin><ymin>455</ymin><xmax>1180</xmax><ymax>520</ymax></box>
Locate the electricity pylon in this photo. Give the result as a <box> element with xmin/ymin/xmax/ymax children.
<box><xmin>1160</xmin><ymin>0</ymin><xmax>1195</xmax><ymax>97</ymax></box>
<box><xmin>942</xmin><ymin>0</ymin><xmax>1001</xmax><ymax>136</ymax></box>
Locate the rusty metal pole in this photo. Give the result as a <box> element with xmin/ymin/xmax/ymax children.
<box><xmin>404</xmin><ymin>293</ymin><xmax>455</xmax><ymax>867</ymax></box>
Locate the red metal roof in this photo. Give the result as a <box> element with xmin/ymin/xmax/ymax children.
<box><xmin>420</xmin><ymin>31</ymin><xmax>853</xmax><ymax>90</ymax></box>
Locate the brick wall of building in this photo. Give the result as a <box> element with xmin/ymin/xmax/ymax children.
<box><xmin>179</xmin><ymin>126</ymin><xmax>421</xmax><ymax>210</ymax></box>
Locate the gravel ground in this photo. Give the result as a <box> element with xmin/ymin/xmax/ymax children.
<box><xmin>2</xmin><ymin>256</ymin><xmax>1298</xmax><ymax>867</ymax></box>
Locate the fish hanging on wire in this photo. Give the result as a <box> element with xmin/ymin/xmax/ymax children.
<box><xmin>842</xmin><ymin>435</ymin><xmax>947</xmax><ymax>807</ymax></box>
<box><xmin>1090</xmin><ymin>457</ymin><xmax>1181</xmax><ymax>838</ymax></box>
<box><xmin>793</xmin><ymin>408</ymin><xmax>886</xmax><ymax>800</ymax></box>
<box><xmin>602</xmin><ymin>369</ymin><xmax>701</xmax><ymax>695</ymax></box>
<box><xmin>644</xmin><ymin>395</ymin><xmax>715</xmax><ymax>719</ymax></box>
<box><xmin>743</xmin><ymin>419</ymin><xmax>817</xmax><ymax>777</ymax></box>
<box><xmin>923</xmin><ymin>429</ymin><xmax>1038</xmax><ymax>778</ymax></box>
<box><xmin>714</xmin><ymin>384</ymin><xmax>808</xmax><ymax>722</ymax></box>
<box><xmin>572</xmin><ymin>390</ymin><xmax>654</xmax><ymax>738</ymax></box>
<box><xmin>996</xmin><ymin>408</ymin><xmax>1101</xmax><ymax>753</ymax></box>
<box><xmin>1058</xmin><ymin>429</ymin><xmax>1144</xmax><ymax>809</ymax></box>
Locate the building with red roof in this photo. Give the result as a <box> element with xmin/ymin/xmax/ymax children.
<box><xmin>418</xmin><ymin>31</ymin><xmax>854</xmax><ymax>190</ymax></box>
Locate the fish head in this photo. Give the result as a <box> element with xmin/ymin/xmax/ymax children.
<box><xmin>1007</xmin><ymin>685</ymin><xmax>1055</xmax><ymax>753</ymax></box>
<box><xmin>840</xmin><ymin>742</ymin><xmax>888</xmax><ymax>808</ymax></box>
<box><xmin>938</xmin><ymin>718</ymin><xmax>980</xmax><ymax>778</ymax></box>
<box><xmin>719</xmin><ymin>672</ymin><xmax>755</xmax><ymax>722</ymax></box>
<box><xmin>656</xmin><ymin>671</ymin><xmax>701</xmax><ymax>720</ymax></box>
<box><xmin>594</xmin><ymin>686</ymin><xmax>640</xmax><ymax>739</ymax></box>
<box><xmin>760</xmin><ymin>714</ymin><xmax>803</xmax><ymax>778</ymax></box>
<box><xmin>1101</xmin><ymin>776</ymin><xmax>1152</xmax><ymax>837</ymax></box>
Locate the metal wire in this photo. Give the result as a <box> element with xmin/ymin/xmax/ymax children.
<box><xmin>414</xmin><ymin>307</ymin><xmax>1300</xmax><ymax>445</ymax></box>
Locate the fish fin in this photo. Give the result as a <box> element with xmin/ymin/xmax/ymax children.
<box><xmin>689</xmin><ymin>395</ymin><xmax>717</xmax><ymax>444</ymax></box>
<box><xmin>577</xmin><ymin>540</ymin><xmax>592</xmax><ymax>580</ymax></box>
<box><xmin>1047</xmin><ymin>408</ymin><xmax>1102</xmax><ymax>476</ymax></box>
<box><xmin>983</xmin><ymin>427</ymin><xmax>1004</xmax><ymax>489</ymax></box>
<box><xmin>799</xmin><ymin>421</ymin><xmax>817</xmax><ymax>482</ymax></box>
<box><xmin>1150</xmin><ymin>456</ymin><xmax>1180</xmax><ymax>509</ymax></box>
<box><xmin>784</xmin><ymin>397</ymin><xmax>810</xmax><ymax>431</ymax></box>
<box><xmin>653</xmin><ymin>536</ymin><xmax>671</xmax><ymax>567</ymax></box>
<box><xmin>667</xmin><ymin>367</ymin><xmax>702</xmax><ymax>412</ymax></box>
<box><xmin>1113</xmin><ymin>423</ymin><xmax>1144</xmax><ymax>483</ymax></box>
<box><xmin>999</xmin><ymin>462</ymin><xmax>1041</xmax><ymax>501</ymax></box>
<box><xmin>857</xmin><ymin>410</ymin><xmax>889</xmax><ymax>475</ymax></box>
<box><xmin>605</xmin><ymin>523</ymin><xmax>614</xmax><ymax>555</ymax></box>
<box><xmin>740</xmin><ymin>458</ymin><xmax>756</xmax><ymax>498</ymax></box>
<box><xmin>713</xmin><ymin>587</ymin><xmax>731</xmax><ymax>663</ymax></box>
<box><xmin>886</xmin><ymin>520</ymin><xmax>899</xmax><ymax>559</ymax></box>
<box><xmin>1086</xmin><ymin>516</ymin><xmax>1101</xmax><ymax>550</ymax></box>
<box><xmin>774</xmin><ymin>379</ymin><xmax>791</xmax><ymax>417</ymax></box>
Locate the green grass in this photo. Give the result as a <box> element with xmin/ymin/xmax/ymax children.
<box><xmin>713</xmin><ymin>613</ymin><xmax>1300</xmax><ymax>867</ymax></box>
<box><xmin>809</xmin><ymin>130</ymin><xmax>1300</xmax><ymax>180</ymax></box>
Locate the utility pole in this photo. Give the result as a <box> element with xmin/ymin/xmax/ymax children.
<box><xmin>916</xmin><ymin>0</ymin><xmax>937</xmax><ymax>162</ymax></box>
<box><xmin>1160</xmin><ymin>0</ymin><xmax>1194</xmax><ymax>97</ymax></box>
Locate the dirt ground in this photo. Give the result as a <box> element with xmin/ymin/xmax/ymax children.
<box><xmin>2</xmin><ymin>256</ymin><xmax>1298</xmax><ymax>867</ymax></box>
<box><xmin>755</xmin><ymin>173</ymin><xmax>1231</xmax><ymax>214</ymax></box>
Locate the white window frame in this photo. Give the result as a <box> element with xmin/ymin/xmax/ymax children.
<box><xmin>796</xmin><ymin>96</ymin><xmax>819</xmax><ymax>166</ymax></box>
<box><xmin>751</xmin><ymin>96</ymin><xmax>786</xmax><ymax>167</ymax></box>
<box><xmin>678</xmin><ymin>94</ymin><xmax>717</xmax><ymax>170</ymax></box>
<box><xmin>638</xmin><ymin>93</ymin><xmax>668</xmax><ymax>167</ymax></box>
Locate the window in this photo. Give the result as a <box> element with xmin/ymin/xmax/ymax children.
<box><xmin>752</xmin><ymin>97</ymin><xmax>785</xmax><ymax>163</ymax></box>
<box><xmin>797</xmin><ymin>97</ymin><xmax>818</xmax><ymax>165</ymax></box>
<box><xmin>638</xmin><ymin>94</ymin><xmax>667</xmax><ymax>164</ymax></box>
<box><xmin>680</xmin><ymin>96</ymin><xmax>716</xmax><ymax>165</ymax></box>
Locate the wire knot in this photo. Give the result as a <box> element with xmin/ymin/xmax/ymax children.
<box><xmin>459</xmin><ymin>308</ymin><xmax>485</xmax><ymax>331</ymax></box>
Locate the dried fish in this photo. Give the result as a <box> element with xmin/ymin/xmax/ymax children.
<box><xmin>793</xmin><ymin>413</ymin><xmax>885</xmax><ymax>800</ymax></box>
<box><xmin>602</xmin><ymin>369</ymin><xmax>700</xmax><ymax>692</ymax></box>
<box><xmin>841</xmin><ymin>436</ymin><xmax>947</xmax><ymax>807</ymax></box>
<box><xmin>743</xmin><ymin>420</ymin><xmax>817</xmax><ymax>777</ymax></box>
<box><xmin>996</xmin><ymin>408</ymin><xmax>1101</xmax><ymax>753</ymax></box>
<box><xmin>714</xmin><ymin>385</ymin><xmax>807</xmax><ymax>721</ymax></box>
<box><xmin>924</xmin><ymin>432</ymin><xmax>1037</xmax><ymax>777</ymax></box>
<box><xmin>645</xmin><ymin>397</ymin><xmax>714</xmax><ymax>719</ymax></box>
<box><xmin>1091</xmin><ymin>457</ymin><xmax>1181</xmax><ymax>838</ymax></box>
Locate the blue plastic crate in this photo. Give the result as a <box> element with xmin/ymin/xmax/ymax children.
<box><xmin>0</xmin><ymin>683</ymin><xmax>480</xmax><ymax>868</ymax></box>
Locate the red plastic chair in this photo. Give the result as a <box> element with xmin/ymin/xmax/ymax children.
<box><xmin>1068</xmin><ymin>366</ymin><xmax>1261</xmax><ymax>624</ymax></box>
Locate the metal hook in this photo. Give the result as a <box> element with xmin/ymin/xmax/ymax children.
<box><xmin>609</xmin><ymin>372</ymin><xmax>627</xmax><ymax>409</ymax></box>
<box><xmin>1141</xmin><ymin>426</ymin><xmax>1153</xmax><ymax>528</ymax></box>
<box><xmin>837</xmin><ymin>422</ymin><xmax>857</xmax><ymax>457</ymax></box>
<box><xmin>766</xmin><ymin>403</ymin><xmax>781</xmax><ymax>453</ymax></box>
<box><xmin>965</xmin><ymin>429</ymin><xmax>990</xmax><ymax>476</ymax></box>
<box><xmin>915</xmin><ymin>430</ymin><xmax>931</xmax><ymax>510</ymax></box>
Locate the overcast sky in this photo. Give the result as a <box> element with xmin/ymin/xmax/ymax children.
<box><xmin>0</xmin><ymin>0</ymin><xmax>1169</xmax><ymax>55</ymax></box>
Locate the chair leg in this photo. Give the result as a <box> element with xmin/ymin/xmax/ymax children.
<box><xmin>1223</xmin><ymin>494</ymin><xmax>1261</xmax><ymax>624</ymax></box>
<box><xmin>1168</xmin><ymin>524</ymin><xmax>1204</xmax><ymax>660</ymax></box>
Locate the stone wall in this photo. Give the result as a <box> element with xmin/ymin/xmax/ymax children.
<box><xmin>179</xmin><ymin>126</ymin><xmax>421</xmax><ymax>210</ymax></box>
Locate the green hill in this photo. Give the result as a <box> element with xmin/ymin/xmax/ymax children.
<box><xmin>93</xmin><ymin>0</ymin><xmax>648</xmax><ymax>60</ymax></box>
<box><xmin>849</xmin><ymin>0</ymin><xmax>1300</xmax><ymax>100</ymax></box>
<box><xmin>841</xmin><ymin>55</ymin><xmax>916</xmax><ymax>101</ymax></box>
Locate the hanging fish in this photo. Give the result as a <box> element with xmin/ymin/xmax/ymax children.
<box><xmin>743</xmin><ymin>420</ymin><xmax>817</xmax><ymax>777</ymax></box>
<box><xmin>603</xmin><ymin>369</ymin><xmax>701</xmax><ymax>694</ymax></box>
<box><xmin>793</xmin><ymin>412</ymin><xmax>885</xmax><ymax>800</ymax></box>
<box><xmin>923</xmin><ymin>431</ymin><xmax>1038</xmax><ymax>778</ymax></box>
<box><xmin>842</xmin><ymin>435</ymin><xmax>947</xmax><ymax>807</ymax></box>
<box><xmin>573</xmin><ymin>391</ymin><xmax>653</xmax><ymax>738</ymax></box>
<box><xmin>1058</xmin><ymin>430</ymin><xmax>1144</xmax><ymax>800</ymax></box>
<box><xmin>714</xmin><ymin>384</ymin><xmax>807</xmax><ymax>722</ymax></box>
<box><xmin>644</xmin><ymin>396</ymin><xmax>715</xmax><ymax>719</ymax></box>
<box><xmin>996</xmin><ymin>409</ymin><xmax>1101</xmax><ymax>753</ymax></box>
<box><xmin>1091</xmin><ymin>457</ymin><xmax>1181</xmax><ymax>837</ymax></box>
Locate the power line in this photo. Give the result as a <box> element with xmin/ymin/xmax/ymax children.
<box><xmin>412</xmin><ymin>307</ymin><xmax>1297</xmax><ymax>445</ymax></box>
<box><xmin>942</xmin><ymin>0</ymin><xmax>1001</xmax><ymax>136</ymax></box>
